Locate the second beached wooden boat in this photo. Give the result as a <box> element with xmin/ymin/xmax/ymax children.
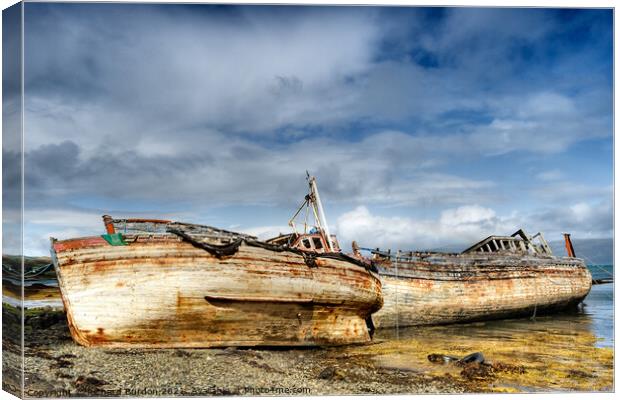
<box><xmin>366</xmin><ymin>231</ymin><xmax>592</xmax><ymax>328</ymax></box>
<box><xmin>50</xmin><ymin>177</ymin><xmax>382</xmax><ymax>348</ymax></box>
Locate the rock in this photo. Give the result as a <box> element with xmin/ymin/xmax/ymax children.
<box><xmin>74</xmin><ymin>376</ymin><xmax>106</xmax><ymax>396</ymax></box>
<box><xmin>84</xmin><ymin>377</ymin><xmax>107</xmax><ymax>386</ymax></box>
<box><xmin>429</xmin><ymin>352</ymin><xmax>486</xmax><ymax>367</ymax></box>
<box><xmin>54</xmin><ymin>359</ymin><xmax>73</xmax><ymax>369</ymax></box>
<box><xmin>319</xmin><ymin>366</ymin><xmax>337</xmax><ymax>379</ymax></box>
<box><xmin>174</xmin><ymin>349</ymin><xmax>191</xmax><ymax>358</ymax></box>
<box><xmin>428</xmin><ymin>354</ymin><xmax>459</xmax><ymax>364</ymax></box>
<box><xmin>318</xmin><ymin>366</ymin><xmax>345</xmax><ymax>380</ymax></box>
<box><xmin>455</xmin><ymin>352</ymin><xmax>485</xmax><ymax>367</ymax></box>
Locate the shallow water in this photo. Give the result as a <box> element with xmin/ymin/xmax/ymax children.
<box><xmin>583</xmin><ymin>282</ymin><xmax>614</xmax><ymax>348</ymax></box>
<box><xmin>362</xmin><ymin>276</ymin><xmax>614</xmax><ymax>392</ymax></box>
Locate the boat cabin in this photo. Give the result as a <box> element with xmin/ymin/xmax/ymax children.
<box><xmin>461</xmin><ymin>229</ymin><xmax>553</xmax><ymax>256</ymax></box>
<box><xmin>267</xmin><ymin>232</ymin><xmax>341</xmax><ymax>254</ymax></box>
<box><xmin>369</xmin><ymin>228</ymin><xmax>569</xmax><ymax>261</ymax></box>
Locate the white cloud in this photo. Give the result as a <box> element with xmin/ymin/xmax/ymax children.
<box><xmin>536</xmin><ymin>169</ymin><xmax>563</xmax><ymax>181</ymax></box>
<box><xmin>439</xmin><ymin>205</ymin><xmax>496</xmax><ymax>226</ymax></box>
<box><xmin>335</xmin><ymin>204</ymin><xmax>504</xmax><ymax>251</ymax></box>
<box><xmin>529</xmin><ymin>182</ymin><xmax>612</xmax><ymax>203</ymax></box>
<box><xmin>241</xmin><ymin>225</ymin><xmax>290</xmax><ymax>240</ymax></box>
<box><xmin>519</xmin><ymin>92</ymin><xmax>576</xmax><ymax>117</ymax></box>
<box><xmin>569</xmin><ymin>202</ymin><xmax>593</xmax><ymax>222</ymax></box>
<box><xmin>467</xmin><ymin>91</ymin><xmax>610</xmax><ymax>155</ymax></box>
<box><xmin>25</xmin><ymin>209</ymin><xmax>104</xmax><ymax>229</ymax></box>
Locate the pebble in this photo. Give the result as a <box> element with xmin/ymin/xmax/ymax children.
<box><xmin>5</xmin><ymin>311</ymin><xmax>468</xmax><ymax>396</ymax></box>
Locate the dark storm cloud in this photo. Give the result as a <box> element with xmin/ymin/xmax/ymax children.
<box><xmin>23</xmin><ymin>5</ymin><xmax>611</xmax><ymax>150</ymax></box>
<box><xmin>23</xmin><ymin>140</ymin><xmax>217</xmax><ymax>203</ymax></box>
<box><xmin>24</xmin><ymin>3</ymin><xmax>380</xmax><ymax>138</ymax></box>
<box><xmin>2</xmin><ymin>4</ymin><xmax>21</xmax><ymax>103</ymax></box>
<box><xmin>14</xmin><ymin>4</ymin><xmax>613</xmax><ymax>254</ymax></box>
<box><xmin>21</xmin><ymin>132</ymin><xmax>494</xmax><ymax>211</ymax></box>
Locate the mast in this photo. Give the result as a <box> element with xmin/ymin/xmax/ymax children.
<box><xmin>308</xmin><ymin>176</ymin><xmax>335</xmax><ymax>252</ymax></box>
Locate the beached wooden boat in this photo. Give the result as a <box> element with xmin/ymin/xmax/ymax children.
<box><xmin>51</xmin><ymin>178</ymin><xmax>382</xmax><ymax>348</ymax></box>
<box><xmin>367</xmin><ymin>231</ymin><xmax>592</xmax><ymax>328</ymax></box>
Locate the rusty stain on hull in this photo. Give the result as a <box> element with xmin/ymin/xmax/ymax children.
<box><xmin>51</xmin><ymin>234</ymin><xmax>382</xmax><ymax>348</ymax></box>
<box><xmin>372</xmin><ymin>252</ymin><xmax>592</xmax><ymax>328</ymax></box>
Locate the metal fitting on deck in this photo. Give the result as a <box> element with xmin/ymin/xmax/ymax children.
<box><xmin>102</xmin><ymin>215</ymin><xmax>116</xmax><ymax>234</ymax></box>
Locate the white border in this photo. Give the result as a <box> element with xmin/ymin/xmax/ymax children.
<box><xmin>0</xmin><ymin>1</ymin><xmax>616</xmax><ymax>400</ymax></box>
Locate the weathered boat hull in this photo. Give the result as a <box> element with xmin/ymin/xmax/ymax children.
<box><xmin>372</xmin><ymin>254</ymin><xmax>592</xmax><ymax>328</ymax></box>
<box><xmin>51</xmin><ymin>235</ymin><xmax>382</xmax><ymax>348</ymax></box>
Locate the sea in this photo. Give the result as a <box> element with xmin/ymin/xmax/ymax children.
<box><xmin>585</xmin><ymin>265</ymin><xmax>614</xmax><ymax>348</ymax></box>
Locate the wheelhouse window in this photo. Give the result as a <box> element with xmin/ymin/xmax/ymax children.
<box><xmin>312</xmin><ymin>237</ymin><xmax>323</xmax><ymax>250</ymax></box>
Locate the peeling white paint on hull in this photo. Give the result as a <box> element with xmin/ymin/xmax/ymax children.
<box><xmin>372</xmin><ymin>254</ymin><xmax>592</xmax><ymax>328</ymax></box>
<box><xmin>51</xmin><ymin>235</ymin><xmax>383</xmax><ymax>348</ymax></box>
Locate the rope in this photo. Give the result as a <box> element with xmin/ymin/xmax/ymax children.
<box><xmin>579</xmin><ymin>255</ymin><xmax>613</xmax><ymax>277</ymax></box>
<box><xmin>167</xmin><ymin>228</ymin><xmax>245</xmax><ymax>258</ymax></box>
<box><xmin>577</xmin><ymin>254</ymin><xmax>614</xmax><ymax>286</ymax></box>
<box><xmin>577</xmin><ymin>256</ymin><xmax>614</xmax><ymax>302</ymax></box>
<box><xmin>166</xmin><ymin>227</ymin><xmax>377</xmax><ymax>272</ymax></box>
<box><xmin>591</xmin><ymin>264</ymin><xmax>613</xmax><ymax>277</ymax></box>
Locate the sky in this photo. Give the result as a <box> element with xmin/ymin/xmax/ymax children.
<box><xmin>2</xmin><ymin>4</ymin><xmax>613</xmax><ymax>255</ymax></box>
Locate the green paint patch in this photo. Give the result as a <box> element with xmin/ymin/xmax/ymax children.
<box><xmin>101</xmin><ymin>233</ymin><xmax>127</xmax><ymax>246</ymax></box>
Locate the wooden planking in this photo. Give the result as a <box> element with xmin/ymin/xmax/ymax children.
<box><xmin>52</xmin><ymin>237</ymin><xmax>382</xmax><ymax>348</ymax></box>
<box><xmin>373</xmin><ymin>255</ymin><xmax>592</xmax><ymax>328</ymax></box>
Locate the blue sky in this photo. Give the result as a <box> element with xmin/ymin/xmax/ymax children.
<box><xmin>3</xmin><ymin>4</ymin><xmax>613</xmax><ymax>255</ymax></box>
